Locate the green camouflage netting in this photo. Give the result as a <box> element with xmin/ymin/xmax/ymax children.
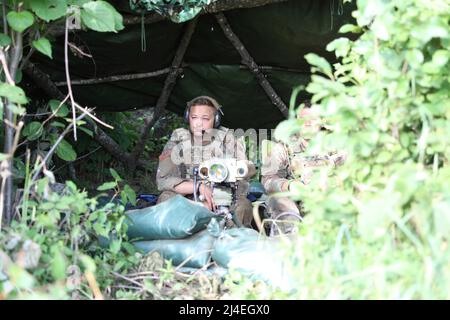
<box><xmin>129</xmin><ymin>0</ymin><xmax>219</xmax><ymax>22</ymax></box>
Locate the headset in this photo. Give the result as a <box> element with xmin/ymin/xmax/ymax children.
<box><xmin>184</xmin><ymin>96</ymin><xmax>224</xmax><ymax>129</ymax></box>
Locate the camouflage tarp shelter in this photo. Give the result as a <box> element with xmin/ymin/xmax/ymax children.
<box><xmin>31</xmin><ymin>0</ymin><xmax>356</xmax><ymax>129</ymax></box>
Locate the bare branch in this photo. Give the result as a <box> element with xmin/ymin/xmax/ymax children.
<box><xmin>2</xmin><ymin>1</ymin><xmax>8</xmax><ymax>35</ymax></box>
<box><xmin>0</xmin><ymin>49</ymin><xmax>15</xmax><ymax>84</ymax></box>
<box><xmin>129</xmin><ymin>17</ymin><xmax>198</xmax><ymax>171</ymax></box>
<box><xmin>64</xmin><ymin>17</ymin><xmax>78</xmax><ymax>140</ymax></box>
<box><xmin>2</xmin><ymin>26</ymin><xmax>23</xmax><ymax>225</ymax></box>
<box><xmin>215</xmin><ymin>12</ymin><xmax>288</xmax><ymax>117</ymax></box>
<box><xmin>54</xmin><ymin>67</ymin><xmax>172</xmax><ymax>86</ymax></box>
<box><xmin>68</xmin><ymin>42</ymin><xmax>93</xmax><ymax>58</ymax></box>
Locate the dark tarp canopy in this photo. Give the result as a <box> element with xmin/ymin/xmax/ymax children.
<box><xmin>32</xmin><ymin>0</ymin><xmax>356</xmax><ymax>129</ymax></box>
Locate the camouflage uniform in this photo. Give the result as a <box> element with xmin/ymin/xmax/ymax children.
<box><xmin>261</xmin><ymin>136</ymin><xmax>344</xmax><ymax>218</ymax></box>
<box><xmin>156</xmin><ymin>126</ymin><xmax>253</xmax><ymax>226</ymax></box>
<box><xmin>260</xmin><ymin>137</ymin><xmax>305</xmax><ymax>217</ymax></box>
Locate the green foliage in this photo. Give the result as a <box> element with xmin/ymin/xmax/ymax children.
<box><xmin>49</xmin><ymin>99</ymin><xmax>69</xmax><ymax>117</ymax></box>
<box><xmin>238</xmin><ymin>0</ymin><xmax>450</xmax><ymax>299</ymax></box>
<box><xmin>80</xmin><ymin>1</ymin><xmax>124</xmax><ymax>32</ymax></box>
<box><xmin>30</xmin><ymin>0</ymin><xmax>68</xmax><ymax>22</ymax></box>
<box><xmin>55</xmin><ymin>139</ymin><xmax>77</xmax><ymax>162</ymax></box>
<box><xmin>130</xmin><ymin>0</ymin><xmax>218</xmax><ymax>23</ymax></box>
<box><xmin>0</xmin><ymin>83</ymin><xmax>28</xmax><ymax>105</ymax></box>
<box><xmin>0</xmin><ymin>177</ymin><xmax>138</xmax><ymax>299</ymax></box>
<box><xmin>0</xmin><ymin>33</ymin><xmax>12</xmax><ymax>47</ymax></box>
<box><xmin>32</xmin><ymin>38</ymin><xmax>53</xmax><ymax>59</ymax></box>
<box><xmin>22</xmin><ymin>121</ymin><xmax>43</xmax><ymax>141</ymax></box>
<box><xmin>6</xmin><ymin>10</ymin><xmax>35</xmax><ymax>33</ymax></box>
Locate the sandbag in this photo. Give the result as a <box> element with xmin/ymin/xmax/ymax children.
<box><xmin>126</xmin><ymin>195</ymin><xmax>214</xmax><ymax>241</ymax></box>
<box><xmin>133</xmin><ymin>229</ymin><xmax>215</xmax><ymax>268</ymax></box>
<box><xmin>212</xmin><ymin>228</ymin><xmax>295</xmax><ymax>292</ymax></box>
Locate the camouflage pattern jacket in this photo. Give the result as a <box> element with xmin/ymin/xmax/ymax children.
<box><xmin>156</xmin><ymin>126</ymin><xmax>248</xmax><ymax>193</ymax></box>
<box><xmin>261</xmin><ymin>137</ymin><xmax>340</xmax><ymax>193</ymax></box>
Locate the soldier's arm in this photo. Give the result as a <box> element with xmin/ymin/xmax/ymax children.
<box><xmin>261</xmin><ymin>141</ymin><xmax>290</xmax><ymax>193</ymax></box>
<box><xmin>156</xmin><ymin>134</ymin><xmax>191</xmax><ymax>193</ymax></box>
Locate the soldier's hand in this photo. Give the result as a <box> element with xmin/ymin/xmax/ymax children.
<box><xmin>199</xmin><ymin>183</ymin><xmax>215</xmax><ymax>212</ymax></box>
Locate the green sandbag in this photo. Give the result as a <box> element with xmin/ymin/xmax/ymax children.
<box><xmin>212</xmin><ymin>228</ymin><xmax>295</xmax><ymax>292</ymax></box>
<box><xmin>125</xmin><ymin>195</ymin><xmax>214</xmax><ymax>241</ymax></box>
<box><xmin>133</xmin><ymin>229</ymin><xmax>215</xmax><ymax>268</ymax></box>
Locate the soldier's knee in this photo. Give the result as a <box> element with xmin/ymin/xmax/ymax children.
<box><xmin>267</xmin><ymin>196</ymin><xmax>300</xmax><ymax>217</ymax></box>
<box><xmin>157</xmin><ymin>190</ymin><xmax>178</xmax><ymax>204</ymax></box>
<box><xmin>234</xmin><ymin>197</ymin><xmax>253</xmax><ymax>227</ymax></box>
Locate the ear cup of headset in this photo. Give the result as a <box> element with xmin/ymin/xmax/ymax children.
<box><xmin>214</xmin><ymin>112</ymin><xmax>221</xmax><ymax>128</ymax></box>
<box><xmin>184</xmin><ymin>105</ymin><xmax>190</xmax><ymax>123</ymax></box>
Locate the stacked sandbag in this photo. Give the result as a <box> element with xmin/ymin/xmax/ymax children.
<box><xmin>126</xmin><ymin>195</ymin><xmax>218</xmax><ymax>268</ymax></box>
<box><xmin>125</xmin><ymin>195</ymin><xmax>215</xmax><ymax>240</ymax></box>
<box><xmin>211</xmin><ymin>228</ymin><xmax>295</xmax><ymax>292</ymax></box>
<box><xmin>133</xmin><ymin>229</ymin><xmax>216</xmax><ymax>268</ymax></box>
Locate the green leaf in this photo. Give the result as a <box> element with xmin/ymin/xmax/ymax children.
<box><xmin>50</xmin><ymin>121</ymin><xmax>66</xmax><ymax>128</ymax></box>
<box><xmin>51</xmin><ymin>246</ymin><xmax>67</xmax><ymax>281</ymax></box>
<box><xmin>22</xmin><ymin>121</ymin><xmax>44</xmax><ymax>141</ymax></box>
<box><xmin>15</xmin><ymin>69</ymin><xmax>22</xmax><ymax>84</ymax></box>
<box><xmin>120</xmin><ymin>190</ymin><xmax>128</xmax><ymax>206</ymax></box>
<box><xmin>431</xmin><ymin>50</ymin><xmax>449</xmax><ymax>68</ymax></box>
<box><xmin>405</xmin><ymin>49</ymin><xmax>424</xmax><ymax>69</ymax></box>
<box><xmin>0</xmin><ymin>33</ymin><xmax>11</xmax><ymax>47</ymax></box>
<box><xmin>7</xmin><ymin>11</ymin><xmax>35</xmax><ymax>33</ymax></box>
<box><xmin>326</xmin><ymin>38</ymin><xmax>351</xmax><ymax>58</ymax></box>
<box><xmin>110</xmin><ymin>168</ymin><xmax>122</xmax><ymax>181</ymax></box>
<box><xmin>30</xmin><ymin>0</ymin><xmax>68</xmax><ymax>22</ymax></box>
<box><xmin>109</xmin><ymin>239</ymin><xmax>121</xmax><ymax>254</ymax></box>
<box><xmin>0</xmin><ymin>83</ymin><xmax>28</xmax><ymax>104</ymax></box>
<box><xmin>81</xmin><ymin>1</ymin><xmax>123</xmax><ymax>32</ymax></box>
<box><xmin>56</xmin><ymin>139</ymin><xmax>77</xmax><ymax>161</ymax></box>
<box><xmin>49</xmin><ymin>99</ymin><xmax>69</xmax><ymax>117</ymax></box>
<box><xmin>78</xmin><ymin>126</ymin><xmax>93</xmax><ymax>137</ymax></box>
<box><xmin>274</xmin><ymin>119</ymin><xmax>301</xmax><ymax>144</ymax></box>
<box><xmin>305</xmin><ymin>53</ymin><xmax>333</xmax><ymax>79</ymax></box>
<box><xmin>339</xmin><ymin>24</ymin><xmax>362</xmax><ymax>34</ymax></box>
<box><xmin>97</xmin><ymin>181</ymin><xmax>117</xmax><ymax>191</ymax></box>
<box><xmin>32</xmin><ymin>38</ymin><xmax>53</xmax><ymax>59</ymax></box>
<box><xmin>124</xmin><ymin>184</ymin><xmax>136</xmax><ymax>206</ymax></box>
<box><xmin>411</xmin><ymin>18</ymin><xmax>448</xmax><ymax>44</ymax></box>
<box><xmin>8</xmin><ymin>265</ymin><xmax>35</xmax><ymax>289</ymax></box>
<box><xmin>7</xmin><ymin>104</ymin><xmax>26</xmax><ymax>115</ymax></box>
<box><xmin>80</xmin><ymin>254</ymin><xmax>96</xmax><ymax>273</ymax></box>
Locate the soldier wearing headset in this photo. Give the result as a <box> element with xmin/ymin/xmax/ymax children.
<box><xmin>155</xmin><ymin>96</ymin><xmax>254</xmax><ymax>226</ymax></box>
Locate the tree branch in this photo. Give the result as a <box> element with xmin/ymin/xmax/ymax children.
<box><xmin>128</xmin><ymin>17</ymin><xmax>198</xmax><ymax>172</ymax></box>
<box><xmin>123</xmin><ymin>0</ymin><xmax>289</xmax><ymax>25</ymax></box>
<box><xmin>54</xmin><ymin>67</ymin><xmax>173</xmax><ymax>86</ymax></box>
<box><xmin>54</xmin><ymin>64</ymin><xmax>306</xmax><ymax>87</ymax></box>
<box><xmin>215</xmin><ymin>12</ymin><xmax>288</xmax><ymax>117</ymax></box>
<box><xmin>22</xmin><ymin>62</ymin><xmax>147</xmax><ymax>169</ymax></box>
<box><xmin>2</xmin><ymin>27</ymin><xmax>23</xmax><ymax>226</ymax></box>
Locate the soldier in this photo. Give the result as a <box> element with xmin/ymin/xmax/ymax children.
<box><xmin>156</xmin><ymin>96</ymin><xmax>254</xmax><ymax>227</ymax></box>
<box><xmin>260</xmin><ymin>104</ymin><xmax>346</xmax><ymax>233</ymax></box>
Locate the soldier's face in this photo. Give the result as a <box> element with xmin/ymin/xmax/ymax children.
<box><xmin>298</xmin><ymin>108</ymin><xmax>321</xmax><ymax>139</ymax></box>
<box><xmin>189</xmin><ymin>104</ymin><xmax>215</xmax><ymax>137</ymax></box>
